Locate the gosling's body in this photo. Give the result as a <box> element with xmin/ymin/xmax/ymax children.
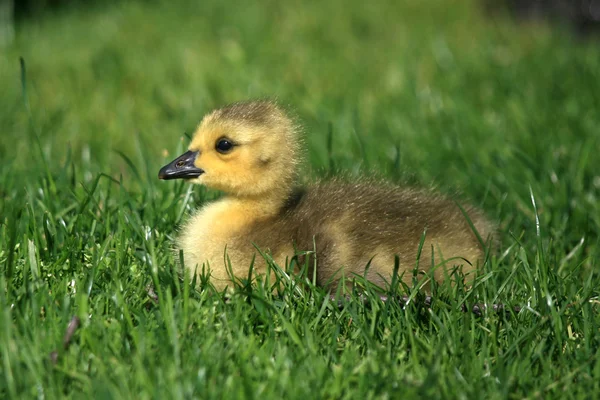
<box><xmin>159</xmin><ymin>100</ymin><xmax>495</xmax><ymax>291</ymax></box>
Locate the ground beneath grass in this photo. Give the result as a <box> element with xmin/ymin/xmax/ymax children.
<box><xmin>1</xmin><ymin>0</ymin><xmax>599</xmax><ymax>398</ymax></box>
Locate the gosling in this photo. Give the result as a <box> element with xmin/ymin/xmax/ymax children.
<box><xmin>159</xmin><ymin>100</ymin><xmax>495</xmax><ymax>291</ymax></box>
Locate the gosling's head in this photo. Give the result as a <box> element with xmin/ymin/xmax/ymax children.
<box><xmin>159</xmin><ymin>100</ymin><xmax>301</xmax><ymax>198</ymax></box>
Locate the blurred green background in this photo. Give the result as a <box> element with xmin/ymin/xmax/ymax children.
<box><xmin>2</xmin><ymin>0</ymin><xmax>599</xmax><ymax>245</ymax></box>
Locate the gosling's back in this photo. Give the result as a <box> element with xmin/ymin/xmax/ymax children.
<box><xmin>241</xmin><ymin>180</ymin><xmax>495</xmax><ymax>288</ymax></box>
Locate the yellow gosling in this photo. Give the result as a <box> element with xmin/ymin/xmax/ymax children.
<box><xmin>159</xmin><ymin>100</ymin><xmax>496</xmax><ymax>291</ymax></box>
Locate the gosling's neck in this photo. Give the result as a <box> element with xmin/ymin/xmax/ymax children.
<box><xmin>224</xmin><ymin>185</ymin><xmax>294</xmax><ymax>219</ymax></box>
<box><xmin>199</xmin><ymin>181</ymin><xmax>293</xmax><ymax>232</ymax></box>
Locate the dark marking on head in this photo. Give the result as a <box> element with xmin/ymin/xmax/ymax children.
<box><xmin>280</xmin><ymin>187</ymin><xmax>306</xmax><ymax>214</ymax></box>
<box><xmin>213</xmin><ymin>100</ymin><xmax>284</xmax><ymax>127</ymax></box>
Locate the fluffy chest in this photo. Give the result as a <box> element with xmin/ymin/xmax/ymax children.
<box><xmin>177</xmin><ymin>199</ymin><xmax>280</xmax><ymax>273</ymax></box>
<box><xmin>181</xmin><ymin>200</ymin><xmax>245</xmax><ymax>248</ymax></box>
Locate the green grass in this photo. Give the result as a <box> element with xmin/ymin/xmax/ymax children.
<box><xmin>1</xmin><ymin>0</ymin><xmax>599</xmax><ymax>398</ymax></box>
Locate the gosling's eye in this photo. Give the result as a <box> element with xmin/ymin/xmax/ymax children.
<box><xmin>215</xmin><ymin>138</ymin><xmax>234</xmax><ymax>154</ymax></box>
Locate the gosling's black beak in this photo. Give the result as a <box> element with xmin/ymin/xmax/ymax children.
<box><xmin>158</xmin><ymin>150</ymin><xmax>203</xmax><ymax>180</ymax></box>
